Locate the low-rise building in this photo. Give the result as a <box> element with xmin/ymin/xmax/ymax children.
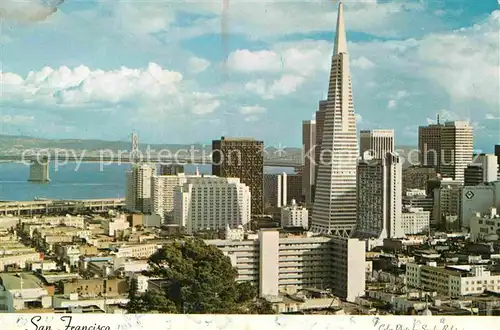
<box><xmin>280</xmin><ymin>200</ymin><xmax>308</xmax><ymax>229</ymax></box>
<box><xmin>470</xmin><ymin>207</ymin><xmax>500</xmax><ymax>242</ymax></box>
<box><xmin>401</xmin><ymin>207</ymin><xmax>430</xmax><ymax>235</ymax></box>
<box><xmin>0</xmin><ymin>273</ymin><xmax>53</xmax><ymax>312</ymax></box>
<box><xmin>406</xmin><ymin>262</ymin><xmax>500</xmax><ymax>297</ymax></box>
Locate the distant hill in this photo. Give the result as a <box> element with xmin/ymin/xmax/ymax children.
<box><xmin>0</xmin><ymin>134</ymin><xmax>418</xmax><ymax>165</ymax></box>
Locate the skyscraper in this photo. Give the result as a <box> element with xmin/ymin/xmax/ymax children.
<box><xmin>418</xmin><ymin>121</ymin><xmax>443</xmax><ymax>171</ymax></box>
<box><xmin>355</xmin><ymin>153</ymin><xmax>405</xmax><ymax>241</ymax></box>
<box><xmin>212</xmin><ymin>137</ymin><xmax>264</xmax><ymax>215</ymax></box>
<box><xmin>314</xmin><ymin>100</ymin><xmax>327</xmax><ymax>185</ymax></box>
<box><xmin>311</xmin><ymin>2</ymin><xmax>358</xmax><ymax>236</ymax></box>
<box><xmin>359</xmin><ymin>129</ymin><xmax>394</xmax><ymax>160</ymax></box>
<box><xmin>125</xmin><ymin>164</ymin><xmax>157</xmax><ymax>213</ymax></box>
<box><xmin>302</xmin><ymin>119</ymin><xmax>316</xmax><ymax>204</ymax></box>
<box><xmin>440</xmin><ymin>121</ymin><xmax>473</xmax><ymax>182</ymax></box>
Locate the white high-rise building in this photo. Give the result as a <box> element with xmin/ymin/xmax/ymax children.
<box><xmin>207</xmin><ymin>229</ymin><xmax>366</xmax><ymax>302</ymax></box>
<box><xmin>355</xmin><ymin>153</ymin><xmax>405</xmax><ymax>240</ymax></box>
<box><xmin>311</xmin><ymin>2</ymin><xmax>358</xmax><ymax>236</ymax></box>
<box><xmin>125</xmin><ymin>164</ymin><xmax>157</xmax><ymax>212</ymax></box>
<box><xmin>151</xmin><ymin>173</ymin><xmax>190</xmax><ymax>223</ymax></box>
<box><xmin>359</xmin><ymin>129</ymin><xmax>394</xmax><ymax>160</ymax></box>
<box><xmin>173</xmin><ymin>176</ymin><xmax>251</xmax><ymax>234</ymax></box>
<box><xmin>441</xmin><ymin>121</ymin><xmax>473</xmax><ymax>183</ymax></box>
<box><xmin>281</xmin><ymin>200</ymin><xmax>309</xmax><ymax>229</ymax></box>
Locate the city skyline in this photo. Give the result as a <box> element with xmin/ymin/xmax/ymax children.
<box><xmin>0</xmin><ymin>0</ymin><xmax>498</xmax><ymax>150</ymax></box>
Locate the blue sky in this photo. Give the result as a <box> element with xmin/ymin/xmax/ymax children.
<box><xmin>0</xmin><ymin>0</ymin><xmax>498</xmax><ymax>151</ymax></box>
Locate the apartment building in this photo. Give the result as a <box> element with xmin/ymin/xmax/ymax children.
<box><xmin>151</xmin><ymin>173</ymin><xmax>190</xmax><ymax>223</ymax></box>
<box><xmin>125</xmin><ymin>164</ymin><xmax>157</xmax><ymax>212</ymax></box>
<box><xmin>406</xmin><ymin>262</ymin><xmax>500</xmax><ymax>297</ymax></box>
<box><xmin>18</xmin><ymin>215</ymin><xmax>85</xmax><ymax>229</ymax></box>
<box><xmin>470</xmin><ymin>208</ymin><xmax>500</xmax><ymax>242</ymax></box>
<box><xmin>401</xmin><ymin>207</ymin><xmax>430</xmax><ymax>235</ymax></box>
<box><xmin>173</xmin><ymin>176</ymin><xmax>251</xmax><ymax>234</ymax></box>
<box><xmin>206</xmin><ymin>229</ymin><xmax>366</xmax><ymax>302</ymax></box>
<box><xmin>281</xmin><ymin>200</ymin><xmax>308</xmax><ymax>229</ymax></box>
<box><xmin>355</xmin><ymin>153</ymin><xmax>404</xmax><ymax>240</ymax></box>
<box><xmin>113</xmin><ymin>244</ymin><xmax>160</xmax><ymax>259</ymax></box>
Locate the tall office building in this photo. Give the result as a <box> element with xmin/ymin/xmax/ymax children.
<box><xmin>440</xmin><ymin>121</ymin><xmax>473</xmax><ymax>183</ymax></box>
<box><xmin>212</xmin><ymin>137</ymin><xmax>264</xmax><ymax>215</ymax></box>
<box><xmin>314</xmin><ymin>100</ymin><xmax>327</xmax><ymax>194</ymax></box>
<box><xmin>264</xmin><ymin>173</ymin><xmax>302</xmax><ymax>208</ymax></box>
<box><xmin>302</xmin><ymin>119</ymin><xmax>316</xmax><ymax>204</ymax></box>
<box><xmin>418</xmin><ymin>119</ymin><xmax>473</xmax><ymax>182</ymax></box>
<box><xmin>464</xmin><ymin>154</ymin><xmax>498</xmax><ymax>186</ymax></box>
<box><xmin>433</xmin><ymin>178</ymin><xmax>463</xmax><ymax>230</ymax></box>
<box><xmin>311</xmin><ymin>2</ymin><xmax>358</xmax><ymax>236</ymax></box>
<box><xmin>359</xmin><ymin>129</ymin><xmax>394</xmax><ymax>160</ymax></box>
<box><xmin>354</xmin><ymin>153</ymin><xmax>405</xmax><ymax>241</ymax></box>
<box><xmin>125</xmin><ymin>164</ymin><xmax>157</xmax><ymax>212</ymax></box>
<box><xmin>419</xmin><ymin>121</ymin><xmax>443</xmax><ymax>171</ymax></box>
<box><xmin>173</xmin><ymin>176</ymin><xmax>251</xmax><ymax>234</ymax></box>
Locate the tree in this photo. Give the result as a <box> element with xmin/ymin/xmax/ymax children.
<box><xmin>126</xmin><ymin>278</ymin><xmax>145</xmax><ymax>313</ymax></box>
<box><xmin>126</xmin><ymin>238</ymin><xmax>275</xmax><ymax>314</ymax></box>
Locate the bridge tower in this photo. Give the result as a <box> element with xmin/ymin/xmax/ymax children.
<box><xmin>28</xmin><ymin>157</ymin><xmax>50</xmax><ymax>183</ymax></box>
<box><xmin>131</xmin><ymin>131</ymin><xmax>139</xmax><ymax>163</ymax></box>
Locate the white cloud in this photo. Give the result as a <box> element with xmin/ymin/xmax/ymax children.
<box><xmin>192</xmin><ymin>98</ymin><xmax>220</xmax><ymax>115</ymax></box>
<box><xmin>239</xmin><ymin>105</ymin><xmax>267</xmax><ymax>115</ymax></box>
<box><xmin>227</xmin><ymin>41</ymin><xmax>329</xmax><ymax>76</ymax></box>
<box><xmin>387</xmin><ymin>90</ymin><xmax>409</xmax><ymax>109</ymax></box>
<box><xmin>245</xmin><ymin>75</ymin><xmax>305</xmax><ymax>99</ymax></box>
<box><xmin>114</xmin><ymin>0</ymin><xmax>438</xmax><ymax>41</ymax></box>
<box><xmin>187</xmin><ymin>57</ymin><xmax>210</xmax><ymax>74</ymax></box>
<box><xmin>352</xmin><ymin>57</ymin><xmax>375</xmax><ymax>69</ymax></box>
<box><xmin>0</xmin><ymin>63</ymin><xmax>220</xmax><ymax>117</ymax></box>
<box><xmin>227</xmin><ymin>49</ymin><xmax>281</xmax><ymax>73</ymax></box>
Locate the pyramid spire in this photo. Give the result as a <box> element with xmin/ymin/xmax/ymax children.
<box><xmin>334</xmin><ymin>1</ymin><xmax>348</xmax><ymax>55</ymax></box>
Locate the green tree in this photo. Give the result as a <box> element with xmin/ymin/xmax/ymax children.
<box><xmin>126</xmin><ymin>238</ymin><xmax>275</xmax><ymax>314</ymax></box>
<box><xmin>125</xmin><ymin>278</ymin><xmax>145</xmax><ymax>313</ymax></box>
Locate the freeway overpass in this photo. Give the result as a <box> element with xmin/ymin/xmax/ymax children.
<box><xmin>0</xmin><ymin>154</ymin><xmax>303</xmax><ymax>168</ymax></box>
<box><xmin>0</xmin><ymin>198</ymin><xmax>125</xmax><ymax>216</ymax></box>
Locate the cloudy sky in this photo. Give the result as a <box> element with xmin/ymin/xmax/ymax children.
<box><xmin>0</xmin><ymin>0</ymin><xmax>498</xmax><ymax>151</ymax></box>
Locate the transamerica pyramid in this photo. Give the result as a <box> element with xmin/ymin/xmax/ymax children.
<box><xmin>310</xmin><ymin>1</ymin><xmax>358</xmax><ymax>237</ymax></box>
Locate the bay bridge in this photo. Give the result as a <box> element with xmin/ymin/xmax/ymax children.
<box><xmin>0</xmin><ymin>132</ymin><xmax>303</xmax><ymax>182</ymax></box>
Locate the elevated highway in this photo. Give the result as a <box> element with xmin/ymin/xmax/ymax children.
<box><xmin>0</xmin><ymin>198</ymin><xmax>125</xmax><ymax>216</ymax></box>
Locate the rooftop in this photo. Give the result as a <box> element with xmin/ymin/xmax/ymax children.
<box><xmin>0</xmin><ymin>273</ymin><xmax>45</xmax><ymax>290</ymax></box>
